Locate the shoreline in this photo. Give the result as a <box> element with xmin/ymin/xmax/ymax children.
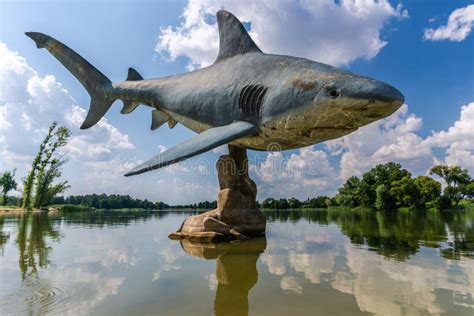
<box><xmin>1</xmin><ymin>201</ymin><xmax>471</xmax><ymax>215</ymax></box>
<box><xmin>0</xmin><ymin>207</ymin><xmax>59</xmax><ymax>214</ymax></box>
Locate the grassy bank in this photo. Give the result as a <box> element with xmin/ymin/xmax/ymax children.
<box><xmin>3</xmin><ymin>199</ymin><xmax>472</xmax><ymax>214</ymax></box>
<box><xmin>51</xmin><ymin>204</ymin><xmax>95</xmax><ymax>212</ymax></box>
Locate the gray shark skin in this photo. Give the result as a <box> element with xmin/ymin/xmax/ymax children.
<box><xmin>26</xmin><ymin>10</ymin><xmax>404</xmax><ymax>176</ymax></box>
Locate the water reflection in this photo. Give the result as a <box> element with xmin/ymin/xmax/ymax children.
<box><xmin>0</xmin><ymin>209</ymin><xmax>472</xmax><ymax>315</ymax></box>
<box><xmin>180</xmin><ymin>238</ymin><xmax>266</xmax><ymax>316</ymax></box>
<box><xmin>15</xmin><ymin>213</ymin><xmax>61</xmax><ymax>279</ymax></box>
<box><xmin>261</xmin><ymin>211</ymin><xmax>474</xmax><ymax>315</ymax></box>
<box><xmin>0</xmin><ymin>216</ymin><xmax>10</xmax><ymax>253</ymax></box>
<box><xmin>0</xmin><ymin>210</ymin><xmax>165</xmax><ymax>315</ymax></box>
<box><xmin>265</xmin><ymin>209</ymin><xmax>474</xmax><ymax>260</ymax></box>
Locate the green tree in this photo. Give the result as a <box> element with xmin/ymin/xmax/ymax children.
<box><xmin>390</xmin><ymin>176</ymin><xmax>419</xmax><ymax>208</ymax></box>
<box><xmin>325</xmin><ymin>196</ymin><xmax>338</xmax><ymax>207</ymax></box>
<box><xmin>303</xmin><ymin>196</ymin><xmax>329</xmax><ymax>208</ymax></box>
<box><xmin>33</xmin><ymin>125</ymin><xmax>70</xmax><ymax>208</ymax></box>
<box><xmin>359</xmin><ymin>162</ymin><xmax>410</xmax><ymax>207</ymax></box>
<box><xmin>413</xmin><ymin>175</ymin><xmax>441</xmax><ymax>208</ymax></box>
<box><xmin>22</xmin><ymin>122</ymin><xmax>57</xmax><ymax>209</ymax></box>
<box><xmin>22</xmin><ymin>122</ymin><xmax>70</xmax><ymax>209</ymax></box>
<box><xmin>261</xmin><ymin>198</ymin><xmax>275</xmax><ymax>209</ymax></box>
<box><xmin>0</xmin><ymin>169</ymin><xmax>18</xmax><ymax>205</ymax></box>
<box><xmin>275</xmin><ymin>198</ymin><xmax>290</xmax><ymax>209</ymax></box>
<box><xmin>288</xmin><ymin>197</ymin><xmax>302</xmax><ymax>209</ymax></box>
<box><xmin>430</xmin><ymin>165</ymin><xmax>472</xmax><ymax>207</ymax></box>
<box><xmin>375</xmin><ymin>184</ymin><xmax>393</xmax><ymax>210</ymax></box>
<box><xmin>34</xmin><ymin>159</ymin><xmax>70</xmax><ymax>208</ymax></box>
<box><xmin>335</xmin><ymin>176</ymin><xmax>361</xmax><ymax>207</ymax></box>
<box><xmin>464</xmin><ymin>182</ymin><xmax>474</xmax><ymax>199</ymax></box>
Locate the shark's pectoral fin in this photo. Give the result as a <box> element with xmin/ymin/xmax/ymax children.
<box><xmin>125</xmin><ymin>121</ymin><xmax>258</xmax><ymax>176</ymax></box>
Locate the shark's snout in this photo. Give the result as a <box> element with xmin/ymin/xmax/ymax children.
<box><xmin>342</xmin><ymin>79</ymin><xmax>404</xmax><ymax>120</ymax></box>
<box><xmin>347</xmin><ymin>80</ymin><xmax>404</xmax><ymax>104</ymax></box>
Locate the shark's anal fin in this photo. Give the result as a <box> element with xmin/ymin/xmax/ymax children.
<box><xmin>125</xmin><ymin>121</ymin><xmax>258</xmax><ymax>176</ymax></box>
<box><xmin>151</xmin><ymin>110</ymin><xmax>168</xmax><ymax>130</ymax></box>
<box><xmin>214</xmin><ymin>10</ymin><xmax>262</xmax><ymax>63</ymax></box>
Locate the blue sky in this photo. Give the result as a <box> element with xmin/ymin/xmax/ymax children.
<box><xmin>1</xmin><ymin>0</ymin><xmax>473</xmax><ymax>204</ymax></box>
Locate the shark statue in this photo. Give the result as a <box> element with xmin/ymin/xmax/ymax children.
<box><xmin>26</xmin><ymin>10</ymin><xmax>404</xmax><ymax>177</ymax></box>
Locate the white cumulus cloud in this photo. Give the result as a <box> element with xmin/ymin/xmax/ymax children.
<box><xmin>0</xmin><ymin>43</ymin><xmax>135</xmax><ymax>193</ymax></box>
<box><xmin>156</xmin><ymin>0</ymin><xmax>407</xmax><ymax>70</ymax></box>
<box><xmin>424</xmin><ymin>4</ymin><xmax>474</xmax><ymax>41</ymax></box>
<box><xmin>251</xmin><ymin>147</ymin><xmax>337</xmax><ymax>199</ymax></box>
<box><xmin>426</xmin><ymin>102</ymin><xmax>474</xmax><ymax>172</ymax></box>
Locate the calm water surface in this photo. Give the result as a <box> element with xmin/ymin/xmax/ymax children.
<box><xmin>0</xmin><ymin>209</ymin><xmax>473</xmax><ymax>315</ymax></box>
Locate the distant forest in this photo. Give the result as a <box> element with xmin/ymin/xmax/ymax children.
<box><xmin>48</xmin><ymin>194</ymin><xmax>218</xmax><ymax>210</ymax></box>
<box><xmin>50</xmin><ymin>194</ymin><xmax>167</xmax><ymax>210</ymax></box>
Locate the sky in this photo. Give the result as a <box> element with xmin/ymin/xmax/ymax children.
<box><xmin>0</xmin><ymin>0</ymin><xmax>473</xmax><ymax>204</ymax></box>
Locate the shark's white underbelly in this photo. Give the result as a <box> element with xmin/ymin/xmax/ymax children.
<box><xmin>166</xmin><ymin>108</ymin><xmax>355</xmax><ymax>151</ymax></box>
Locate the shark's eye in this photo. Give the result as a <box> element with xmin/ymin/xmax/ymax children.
<box><xmin>329</xmin><ymin>89</ymin><xmax>340</xmax><ymax>98</ymax></box>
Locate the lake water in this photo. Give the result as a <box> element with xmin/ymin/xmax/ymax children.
<box><xmin>0</xmin><ymin>209</ymin><xmax>473</xmax><ymax>315</ymax></box>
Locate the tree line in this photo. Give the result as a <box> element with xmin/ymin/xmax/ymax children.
<box><xmin>49</xmin><ymin>195</ymin><xmax>218</xmax><ymax>210</ymax></box>
<box><xmin>261</xmin><ymin>162</ymin><xmax>473</xmax><ymax>211</ymax></box>
<box><xmin>336</xmin><ymin>162</ymin><xmax>473</xmax><ymax>210</ymax></box>
<box><xmin>168</xmin><ymin>200</ymin><xmax>218</xmax><ymax>209</ymax></box>
<box><xmin>261</xmin><ymin>195</ymin><xmax>334</xmax><ymax>209</ymax></box>
<box><xmin>50</xmin><ymin>194</ymin><xmax>169</xmax><ymax>210</ymax></box>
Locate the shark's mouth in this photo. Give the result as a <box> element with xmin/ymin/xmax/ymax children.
<box><xmin>313</xmin><ymin>126</ymin><xmax>357</xmax><ymax>130</ymax></box>
<box><xmin>342</xmin><ymin>100</ymin><xmax>374</xmax><ymax>112</ymax></box>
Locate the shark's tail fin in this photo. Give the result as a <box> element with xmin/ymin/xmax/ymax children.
<box><xmin>25</xmin><ymin>32</ymin><xmax>115</xmax><ymax>129</ymax></box>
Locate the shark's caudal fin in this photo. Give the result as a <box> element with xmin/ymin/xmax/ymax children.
<box><xmin>25</xmin><ymin>32</ymin><xmax>115</xmax><ymax>129</ymax></box>
<box><xmin>214</xmin><ymin>10</ymin><xmax>262</xmax><ymax>63</ymax></box>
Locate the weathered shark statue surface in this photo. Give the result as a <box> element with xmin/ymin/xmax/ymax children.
<box><xmin>26</xmin><ymin>10</ymin><xmax>404</xmax><ymax>177</ymax></box>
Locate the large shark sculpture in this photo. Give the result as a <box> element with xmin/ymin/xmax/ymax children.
<box><xmin>26</xmin><ymin>10</ymin><xmax>404</xmax><ymax>177</ymax></box>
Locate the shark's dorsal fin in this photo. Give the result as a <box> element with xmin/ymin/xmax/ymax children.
<box><xmin>127</xmin><ymin>67</ymin><xmax>143</xmax><ymax>81</ymax></box>
<box><xmin>214</xmin><ymin>10</ymin><xmax>262</xmax><ymax>63</ymax></box>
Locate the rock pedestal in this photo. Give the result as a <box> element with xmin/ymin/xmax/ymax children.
<box><xmin>169</xmin><ymin>145</ymin><xmax>266</xmax><ymax>242</ymax></box>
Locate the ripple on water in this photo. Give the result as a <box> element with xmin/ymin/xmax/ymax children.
<box><xmin>1</xmin><ymin>278</ymin><xmax>95</xmax><ymax>315</ymax></box>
